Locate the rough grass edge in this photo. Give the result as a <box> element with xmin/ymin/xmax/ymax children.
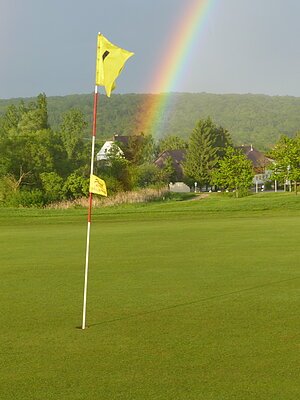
<box><xmin>46</xmin><ymin>187</ymin><xmax>171</xmax><ymax>209</ymax></box>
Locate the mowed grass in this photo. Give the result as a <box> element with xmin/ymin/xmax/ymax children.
<box><xmin>0</xmin><ymin>193</ymin><xmax>299</xmax><ymax>399</ymax></box>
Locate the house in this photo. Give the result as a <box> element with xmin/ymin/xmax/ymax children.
<box><xmin>154</xmin><ymin>145</ymin><xmax>275</xmax><ymax>192</ymax></box>
<box><xmin>113</xmin><ymin>134</ymin><xmax>130</xmax><ymax>146</ymax></box>
<box><xmin>237</xmin><ymin>145</ymin><xmax>274</xmax><ymax>190</ymax></box>
<box><xmin>154</xmin><ymin>149</ymin><xmax>186</xmax><ymax>181</ymax></box>
<box><xmin>97</xmin><ymin>134</ymin><xmax>145</xmax><ymax>162</ymax></box>
<box><xmin>237</xmin><ymin>145</ymin><xmax>273</xmax><ymax>173</ymax></box>
<box><xmin>96</xmin><ymin>140</ymin><xmax>123</xmax><ymax>161</ymax></box>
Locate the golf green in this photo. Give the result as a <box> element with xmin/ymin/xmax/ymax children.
<box><xmin>0</xmin><ymin>194</ymin><xmax>299</xmax><ymax>399</ymax></box>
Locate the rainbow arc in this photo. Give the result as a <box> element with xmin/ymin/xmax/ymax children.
<box><xmin>137</xmin><ymin>0</ymin><xmax>217</xmax><ymax>137</ymax></box>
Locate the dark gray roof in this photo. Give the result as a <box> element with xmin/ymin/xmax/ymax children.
<box><xmin>154</xmin><ymin>149</ymin><xmax>186</xmax><ymax>178</ymax></box>
<box><xmin>154</xmin><ymin>149</ymin><xmax>186</xmax><ymax>167</ymax></box>
<box><xmin>237</xmin><ymin>145</ymin><xmax>273</xmax><ymax>169</ymax></box>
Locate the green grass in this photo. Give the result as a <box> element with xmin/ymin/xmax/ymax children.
<box><xmin>0</xmin><ymin>193</ymin><xmax>299</xmax><ymax>399</ymax></box>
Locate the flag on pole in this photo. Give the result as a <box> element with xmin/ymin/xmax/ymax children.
<box><xmin>82</xmin><ymin>34</ymin><xmax>133</xmax><ymax>330</ymax></box>
<box><xmin>89</xmin><ymin>174</ymin><xmax>107</xmax><ymax>197</ymax></box>
<box><xmin>95</xmin><ymin>33</ymin><xmax>134</xmax><ymax>97</ymax></box>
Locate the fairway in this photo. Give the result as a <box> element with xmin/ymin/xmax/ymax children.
<box><xmin>0</xmin><ymin>195</ymin><xmax>299</xmax><ymax>399</ymax></box>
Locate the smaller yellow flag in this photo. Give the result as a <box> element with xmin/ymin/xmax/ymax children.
<box><xmin>89</xmin><ymin>174</ymin><xmax>107</xmax><ymax>197</ymax></box>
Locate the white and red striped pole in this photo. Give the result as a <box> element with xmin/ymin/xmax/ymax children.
<box><xmin>82</xmin><ymin>85</ymin><xmax>98</xmax><ymax>330</ymax></box>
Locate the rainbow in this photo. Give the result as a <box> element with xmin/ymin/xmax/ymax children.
<box><xmin>137</xmin><ymin>0</ymin><xmax>217</xmax><ymax>137</ymax></box>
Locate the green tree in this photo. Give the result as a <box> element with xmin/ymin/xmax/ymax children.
<box><xmin>97</xmin><ymin>144</ymin><xmax>132</xmax><ymax>191</ymax></box>
<box><xmin>269</xmin><ymin>134</ymin><xmax>300</xmax><ymax>194</ymax></box>
<box><xmin>40</xmin><ymin>172</ymin><xmax>64</xmax><ymax>202</ymax></box>
<box><xmin>131</xmin><ymin>163</ymin><xmax>164</xmax><ymax>188</ymax></box>
<box><xmin>158</xmin><ymin>135</ymin><xmax>187</xmax><ymax>153</ymax></box>
<box><xmin>212</xmin><ymin>147</ymin><xmax>254</xmax><ymax>197</ymax></box>
<box><xmin>2</xmin><ymin>129</ymin><xmax>55</xmax><ymax>187</ymax></box>
<box><xmin>0</xmin><ymin>104</ymin><xmax>21</xmax><ymax>136</ymax></box>
<box><xmin>63</xmin><ymin>173</ymin><xmax>89</xmax><ymax>199</ymax></box>
<box><xmin>162</xmin><ymin>156</ymin><xmax>177</xmax><ymax>183</ymax></box>
<box><xmin>184</xmin><ymin>118</ymin><xmax>219</xmax><ymax>188</ymax></box>
<box><xmin>59</xmin><ymin>109</ymin><xmax>87</xmax><ymax>160</ymax></box>
<box><xmin>17</xmin><ymin>93</ymin><xmax>49</xmax><ymax>134</ymax></box>
<box><xmin>0</xmin><ymin>135</ymin><xmax>12</xmax><ymax>176</ymax></box>
<box><xmin>118</xmin><ymin>133</ymin><xmax>156</xmax><ymax>166</ymax></box>
<box><xmin>0</xmin><ymin>175</ymin><xmax>19</xmax><ymax>205</ymax></box>
<box><xmin>213</xmin><ymin>126</ymin><xmax>233</xmax><ymax>160</ymax></box>
<box><xmin>36</xmin><ymin>93</ymin><xmax>49</xmax><ymax>128</ymax></box>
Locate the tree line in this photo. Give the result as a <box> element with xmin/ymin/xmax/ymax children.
<box><xmin>0</xmin><ymin>94</ymin><xmax>92</xmax><ymax>206</ymax></box>
<box><xmin>1</xmin><ymin>92</ymin><xmax>300</xmax><ymax>150</ymax></box>
<box><xmin>0</xmin><ymin>93</ymin><xmax>299</xmax><ymax>207</ymax></box>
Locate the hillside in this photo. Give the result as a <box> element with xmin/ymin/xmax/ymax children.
<box><xmin>1</xmin><ymin>92</ymin><xmax>300</xmax><ymax>149</ymax></box>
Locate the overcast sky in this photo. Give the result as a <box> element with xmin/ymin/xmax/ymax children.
<box><xmin>1</xmin><ymin>0</ymin><xmax>300</xmax><ymax>99</ymax></box>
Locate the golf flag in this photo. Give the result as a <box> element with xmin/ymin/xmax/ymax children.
<box><xmin>89</xmin><ymin>174</ymin><xmax>107</xmax><ymax>197</ymax></box>
<box><xmin>95</xmin><ymin>33</ymin><xmax>134</xmax><ymax>97</ymax></box>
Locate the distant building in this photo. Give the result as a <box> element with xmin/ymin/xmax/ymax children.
<box><xmin>237</xmin><ymin>145</ymin><xmax>274</xmax><ymax>189</ymax></box>
<box><xmin>97</xmin><ymin>134</ymin><xmax>146</xmax><ymax>162</ymax></box>
<box><xmin>169</xmin><ymin>182</ymin><xmax>190</xmax><ymax>193</ymax></box>
<box><xmin>237</xmin><ymin>145</ymin><xmax>273</xmax><ymax>173</ymax></box>
<box><xmin>154</xmin><ymin>149</ymin><xmax>186</xmax><ymax>181</ymax></box>
<box><xmin>96</xmin><ymin>141</ymin><xmax>123</xmax><ymax>161</ymax></box>
<box><xmin>113</xmin><ymin>134</ymin><xmax>130</xmax><ymax>146</ymax></box>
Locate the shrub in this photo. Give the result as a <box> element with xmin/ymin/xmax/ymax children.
<box><xmin>11</xmin><ymin>189</ymin><xmax>45</xmax><ymax>208</ymax></box>
<box><xmin>63</xmin><ymin>173</ymin><xmax>89</xmax><ymax>199</ymax></box>
<box><xmin>40</xmin><ymin>172</ymin><xmax>64</xmax><ymax>203</ymax></box>
<box><xmin>0</xmin><ymin>175</ymin><xmax>19</xmax><ymax>205</ymax></box>
<box><xmin>99</xmin><ymin>176</ymin><xmax>124</xmax><ymax>195</ymax></box>
<box><xmin>131</xmin><ymin>164</ymin><xmax>164</xmax><ymax>188</ymax></box>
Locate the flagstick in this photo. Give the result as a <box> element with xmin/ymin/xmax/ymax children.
<box><xmin>82</xmin><ymin>85</ymin><xmax>98</xmax><ymax>330</ymax></box>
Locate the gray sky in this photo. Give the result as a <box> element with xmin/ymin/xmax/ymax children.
<box><xmin>1</xmin><ymin>0</ymin><xmax>300</xmax><ymax>99</ymax></box>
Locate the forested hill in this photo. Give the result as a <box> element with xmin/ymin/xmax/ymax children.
<box><xmin>1</xmin><ymin>92</ymin><xmax>300</xmax><ymax>149</ymax></box>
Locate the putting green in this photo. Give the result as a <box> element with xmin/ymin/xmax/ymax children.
<box><xmin>0</xmin><ymin>194</ymin><xmax>299</xmax><ymax>399</ymax></box>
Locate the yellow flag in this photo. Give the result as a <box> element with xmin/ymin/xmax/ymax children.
<box><xmin>95</xmin><ymin>34</ymin><xmax>134</xmax><ymax>97</ymax></box>
<box><xmin>89</xmin><ymin>174</ymin><xmax>107</xmax><ymax>197</ymax></box>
